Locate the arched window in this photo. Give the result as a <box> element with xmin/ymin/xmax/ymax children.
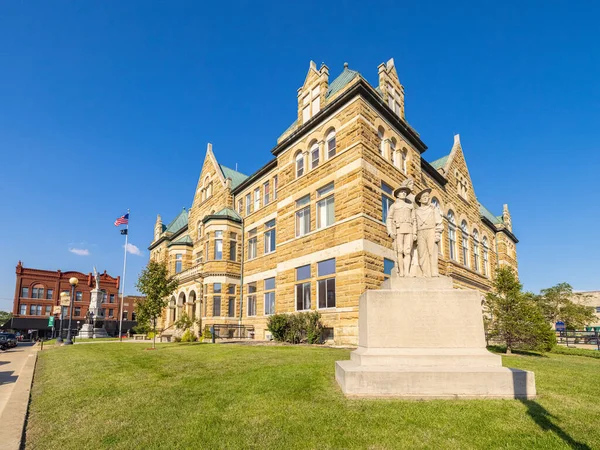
<box><xmin>189</xmin><ymin>291</ymin><xmax>197</xmax><ymax>320</ymax></box>
<box><xmin>378</xmin><ymin>127</ymin><xmax>385</xmax><ymax>156</ymax></box>
<box><xmin>389</xmin><ymin>138</ymin><xmax>396</xmax><ymax>163</ymax></box>
<box><xmin>482</xmin><ymin>237</ymin><xmax>489</xmax><ymax>277</ymax></box>
<box><xmin>461</xmin><ymin>220</ymin><xmax>469</xmax><ymax>268</ymax></box>
<box><xmin>295</xmin><ymin>151</ymin><xmax>304</xmax><ymax>178</ymax></box>
<box><xmin>448</xmin><ymin>211</ymin><xmax>456</xmax><ymax>261</ymax></box>
<box><xmin>310</xmin><ymin>141</ymin><xmax>319</xmax><ymax>169</ymax></box>
<box><xmin>473</xmin><ymin>230</ymin><xmax>480</xmax><ymax>273</ymax></box>
<box><xmin>197</xmin><ymin>222</ymin><xmax>203</xmax><ymax>240</ymax></box>
<box><xmin>207</xmin><ymin>182</ymin><xmax>213</xmax><ymax>198</ymax></box>
<box><xmin>326</xmin><ymin>129</ymin><xmax>336</xmax><ymax>159</ymax></box>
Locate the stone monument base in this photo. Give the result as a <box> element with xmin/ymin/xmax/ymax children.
<box><xmin>335</xmin><ymin>276</ymin><xmax>536</xmax><ymax>399</ymax></box>
<box><xmin>78</xmin><ymin>324</ymin><xmax>94</xmax><ymax>339</ymax></box>
<box><xmin>77</xmin><ymin>324</ymin><xmax>109</xmax><ymax>339</ymax></box>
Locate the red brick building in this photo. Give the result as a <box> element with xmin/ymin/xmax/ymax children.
<box><xmin>4</xmin><ymin>261</ymin><xmax>139</xmax><ymax>338</ymax></box>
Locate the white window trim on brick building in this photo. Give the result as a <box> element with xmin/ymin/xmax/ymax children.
<box><xmin>316</xmin><ymin>182</ymin><xmax>334</xmax><ymax>229</ymax></box>
<box><xmin>295</xmin><ymin>195</ymin><xmax>311</xmax><ymax>237</ymax></box>
<box><xmin>264</xmin><ymin>219</ymin><xmax>276</xmax><ymax>254</ymax></box>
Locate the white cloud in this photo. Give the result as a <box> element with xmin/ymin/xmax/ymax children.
<box><xmin>69</xmin><ymin>248</ymin><xmax>90</xmax><ymax>256</ymax></box>
<box><xmin>125</xmin><ymin>243</ymin><xmax>143</xmax><ymax>256</ymax></box>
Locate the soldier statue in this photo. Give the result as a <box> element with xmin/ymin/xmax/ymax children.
<box><xmin>385</xmin><ymin>182</ymin><xmax>416</xmax><ymax>277</ymax></box>
<box><xmin>414</xmin><ymin>188</ymin><xmax>444</xmax><ymax>277</ymax></box>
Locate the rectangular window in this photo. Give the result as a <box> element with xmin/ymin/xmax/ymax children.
<box><xmin>311</xmin><ymin>86</ymin><xmax>320</xmax><ymax>115</ymax></box>
<box><xmin>21</xmin><ymin>287</ymin><xmax>29</xmax><ymax>298</ymax></box>
<box><xmin>75</xmin><ymin>307</ymin><xmax>81</xmax><ymax>317</ymax></box>
<box><xmin>381</xmin><ymin>182</ymin><xmax>394</xmax><ymax>222</ymax></box>
<box><xmin>36</xmin><ymin>305</ymin><xmax>42</xmax><ymax>315</ymax></box>
<box><xmin>62</xmin><ymin>306</ymin><xmax>68</xmax><ymax>317</ymax></box>
<box><xmin>213</xmin><ymin>296</ymin><xmax>221</xmax><ymax>316</ymax></box>
<box><xmin>264</xmin><ymin>181</ymin><xmax>270</xmax><ymax>205</ymax></box>
<box><xmin>295</xmin><ymin>195</ymin><xmax>311</xmax><ymax>237</ymax></box>
<box><xmin>273</xmin><ymin>175</ymin><xmax>278</xmax><ymax>200</ymax></box>
<box><xmin>214</xmin><ymin>283</ymin><xmax>222</xmax><ymax>294</ymax></box>
<box><xmin>296</xmin><ymin>264</ymin><xmax>311</xmax><ymax>281</ymax></box>
<box><xmin>110</xmin><ymin>294</ymin><xmax>115</xmax><ymax>303</ymax></box>
<box><xmin>245</xmin><ymin>193</ymin><xmax>251</xmax><ymax>215</ymax></box>
<box><xmin>247</xmin><ymin>282</ymin><xmax>257</xmax><ymax>316</ymax></box>
<box><xmin>384</xmin><ymin>258</ymin><xmax>395</xmax><ymax>279</ymax></box>
<box><xmin>248</xmin><ymin>228</ymin><xmax>257</xmax><ymax>259</ymax></box>
<box><xmin>101</xmin><ymin>308</ymin><xmax>106</xmax><ymax>317</ymax></box>
<box><xmin>45</xmin><ymin>305</ymin><xmax>51</xmax><ymax>316</ymax></box>
<box><xmin>108</xmin><ymin>309</ymin><xmax>114</xmax><ymax>318</ymax></box>
<box><xmin>46</xmin><ymin>289</ymin><xmax>53</xmax><ymax>300</ymax></box>
<box><xmin>215</xmin><ymin>231</ymin><xmax>223</xmax><ymax>260</ymax></box>
<box><xmin>317</xmin><ymin>258</ymin><xmax>336</xmax><ymax>309</ymax></box>
<box><xmin>228</xmin><ymin>298</ymin><xmax>235</xmax><ymax>317</ymax></box>
<box><xmin>302</xmin><ymin>105</ymin><xmax>310</xmax><ymax>123</ymax></box>
<box><xmin>32</xmin><ymin>287</ymin><xmax>44</xmax><ymax>299</ymax></box>
<box><xmin>295</xmin><ymin>282</ymin><xmax>311</xmax><ymax>311</ymax></box>
<box><xmin>462</xmin><ymin>235</ymin><xmax>469</xmax><ymax>268</ymax></box>
<box><xmin>264</xmin><ymin>277</ymin><xmax>275</xmax><ymax>315</ymax></box>
<box><xmin>175</xmin><ymin>254</ymin><xmax>182</xmax><ymax>273</ymax></box>
<box><xmin>264</xmin><ymin>219</ymin><xmax>276</xmax><ymax>254</ymax></box>
<box><xmin>229</xmin><ymin>240</ymin><xmax>237</xmax><ymax>261</ymax></box>
<box><xmin>254</xmin><ymin>187</ymin><xmax>261</xmax><ymax>211</ymax></box>
<box><xmin>123</xmin><ymin>311</ymin><xmax>129</xmax><ymax>320</ymax></box>
<box><xmin>318</xmin><ymin>278</ymin><xmax>336</xmax><ymax>309</ymax></box>
<box><xmin>596</xmin><ymin>306</ymin><xmax>600</xmax><ymax>314</ymax></box>
<box><xmin>19</xmin><ymin>304</ymin><xmax>26</xmax><ymax>315</ymax></box>
<box><xmin>449</xmin><ymin>227</ymin><xmax>457</xmax><ymax>261</ymax></box>
<box><xmin>228</xmin><ymin>285</ymin><xmax>236</xmax><ymax>295</ymax></box>
<box><xmin>316</xmin><ymin>183</ymin><xmax>334</xmax><ymax>229</ymax></box>
<box><xmin>30</xmin><ymin>304</ymin><xmax>36</xmax><ymax>315</ymax></box>
<box><xmin>76</xmin><ymin>291</ymin><xmax>82</xmax><ymax>302</ymax></box>
<box><xmin>483</xmin><ymin>248</ymin><xmax>489</xmax><ymax>276</ymax></box>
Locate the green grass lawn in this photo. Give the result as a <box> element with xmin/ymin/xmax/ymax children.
<box><xmin>26</xmin><ymin>344</ymin><xmax>599</xmax><ymax>449</ymax></box>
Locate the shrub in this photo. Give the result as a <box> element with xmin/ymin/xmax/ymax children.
<box><xmin>202</xmin><ymin>327</ymin><xmax>213</xmax><ymax>341</ymax></box>
<box><xmin>267</xmin><ymin>314</ymin><xmax>289</xmax><ymax>342</ymax></box>
<box><xmin>173</xmin><ymin>336</ymin><xmax>182</xmax><ymax>343</ymax></box>
<box><xmin>181</xmin><ymin>329</ymin><xmax>197</xmax><ymax>343</ymax></box>
<box><xmin>267</xmin><ymin>311</ymin><xmax>323</xmax><ymax>344</ymax></box>
<box><xmin>147</xmin><ymin>331</ymin><xmax>155</xmax><ymax>340</ymax></box>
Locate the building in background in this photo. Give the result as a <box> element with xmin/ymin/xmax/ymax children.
<box><xmin>574</xmin><ymin>291</ymin><xmax>600</xmax><ymax>331</ymax></box>
<box><xmin>3</xmin><ymin>261</ymin><xmax>138</xmax><ymax>338</ymax></box>
<box><xmin>149</xmin><ymin>59</ymin><xmax>519</xmax><ymax>345</ymax></box>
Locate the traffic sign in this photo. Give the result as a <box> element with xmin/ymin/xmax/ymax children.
<box><xmin>48</xmin><ymin>316</ymin><xmax>55</xmax><ymax>327</ymax></box>
<box><xmin>556</xmin><ymin>321</ymin><xmax>566</xmax><ymax>331</ymax></box>
<box><xmin>60</xmin><ymin>292</ymin><xmax>70</xmax><ymax>306</ymax></box>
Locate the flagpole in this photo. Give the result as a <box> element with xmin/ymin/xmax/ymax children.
<box><xmin>119</xmin><ymin>209</ymin><xmax>129</xmax><ymax>341</ymax></box>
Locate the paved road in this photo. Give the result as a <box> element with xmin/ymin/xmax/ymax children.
<box><xmin>0</xmin><ymin>343</ymin><xmax>35</xmax><ymax>416</ymax></box>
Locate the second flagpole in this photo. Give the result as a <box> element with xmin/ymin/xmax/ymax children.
<box><xmin>118</xmin><ymin>209</ymin><xmax>130</xmax><ymax>341</ymax></box>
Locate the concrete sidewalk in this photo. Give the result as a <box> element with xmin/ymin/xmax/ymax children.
<box><xmin>0</xmin><ymin>343</ymin><xmax>38</xmax><ymax>450</ymax></box>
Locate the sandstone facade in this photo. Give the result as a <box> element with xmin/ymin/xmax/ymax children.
<box><xmin>148</xmin><ymin>58</ymin><xmax>519</xmax><ymax>345</ymax></box>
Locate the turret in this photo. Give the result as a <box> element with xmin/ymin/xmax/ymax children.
<box><xmin>154</xmin><ymin>214</ymin><xmax>163</xmax><ymax>240</ymax></box>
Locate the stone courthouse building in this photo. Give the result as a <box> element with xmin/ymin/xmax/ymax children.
<box><xmin>149</xmin><ymin>59</ymin><xmax>519</xmax><ymax>345</ymax></box>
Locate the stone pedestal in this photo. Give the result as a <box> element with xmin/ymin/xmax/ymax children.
<box><xmin>79</xmin><ymin>289</ymin><xmax>110</xmax><ymax>339</ymax></box>
<box><xmin>78</xmin><ymin>324</ymin><xmax>94</xmax><ymax>338</ymax></box>
<box><xmin>335</xmin><ymin>276</ymin><xmax>536</xmax><ymax>399</ymax></box>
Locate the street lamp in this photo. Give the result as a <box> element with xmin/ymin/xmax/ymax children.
<box><xmin>64</xmin><ymin>277</ymin><xmax>78</xmax><ymax>345</ymax></box>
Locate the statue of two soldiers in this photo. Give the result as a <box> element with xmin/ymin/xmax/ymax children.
<box><xmin>385</xmin><ymin>182</ymin><xmax>443</xmax><ymax>277</ymax></box>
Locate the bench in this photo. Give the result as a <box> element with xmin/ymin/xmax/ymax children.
<box><xmin>132</xmin><ymin>334</ymin><xmax>147</xmax><ymax>341</ymax></box>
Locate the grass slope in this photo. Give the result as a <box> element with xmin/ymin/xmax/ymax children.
<box><xmin>26</xmin><ymin>344</ymin><xmax>599</xmax><ymax>449</ymax></box>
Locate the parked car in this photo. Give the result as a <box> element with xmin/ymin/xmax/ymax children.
<box><xmin>0</xmin><ymin>333</ymin><xmax>17</xmax><ymax>348</ymax></box>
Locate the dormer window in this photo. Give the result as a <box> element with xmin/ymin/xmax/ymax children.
<box><xmin>302</xmin><ymin>86</ymin><xmax>321</xmax><ymax>123</ymax></box>
<box><xmin>387</xmin><ymin>83</ymin><xmax>401</xmax><ymax>116</ymax></box>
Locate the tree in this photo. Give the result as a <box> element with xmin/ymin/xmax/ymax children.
<box><xmin>538</xmin><ymin>283</ymin><xmax>595</xmax><ymax>330</ymax></box>
<box><xmin>485</xmin><ymin>267</ymin><xmax>555</xmax><ymax>354</ymax></box>
<box><xmin>0</xmin><ymin>311</ymin><xmax>12</xmax><ymax>327</ymax></box>
<box><xmin>135</xmin><ymin>260</ymin><xmax>179</xmax><ymax>349</ymax></box>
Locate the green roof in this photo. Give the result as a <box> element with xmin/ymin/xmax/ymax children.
<box><xmin>479</xmin><ymin>203</ymin><xmax>502</xmax><ymax>225</ymax></box>
<box><xmin>165</xmin><ymin>208</ymin><xmax>188</xmax><ymax>234</ymax></box>
<box><xmin>203</xmin><ymin>207</ymin><xmax>242</xmax><ymax>223</ymax></box>
<box><xmin>326</xmin><ymin>67</ymin><xmax>359</xmax><ymax>99</ymax></box>
<box><xmin>430</xmin><ymin>155</ymin><xmax>449</xmax><ymax>170</ymax></box>
<box><xmin>219</xmin><ymin>164</ymin><xmax>248</xmax><ymax>190</ymax></box>
<box><xmin>168</xmin><ymin>235</ymin><xmax>193</xmax><ymax>247</ymax></box>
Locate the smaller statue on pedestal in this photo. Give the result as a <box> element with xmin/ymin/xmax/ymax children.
<box><xmin>385</xmin><ymin>181</ymin><xmax>416</xmax><ymax>277</ymax></box>
<box><xmin>414</xmin><ymin>188</ymin><xmax>444</xmax><ymax>277</ymax></box>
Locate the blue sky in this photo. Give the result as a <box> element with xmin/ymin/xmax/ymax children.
<box><xmin>1</xmin><ymin>1</ymin><xmax>599</xmax><ymax>311</ymax></box>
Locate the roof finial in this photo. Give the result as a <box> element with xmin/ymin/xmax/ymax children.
<box><xmin>344</xmin><ymin>62</ymin><xmax>349</xmax><ymax>69</ymax></box>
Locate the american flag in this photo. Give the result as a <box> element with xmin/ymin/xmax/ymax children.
<box><xmin>114</xmin><ymin>213</ymin><xmax>129</xmax><ymax>226</ymax></box>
